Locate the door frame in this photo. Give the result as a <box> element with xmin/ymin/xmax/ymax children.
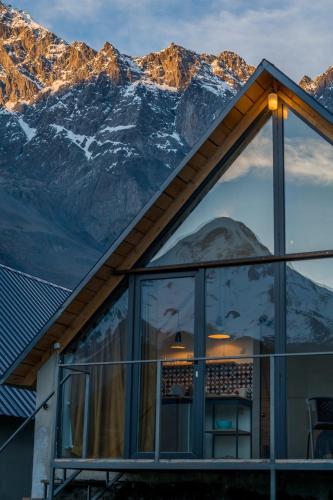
<box><xmin>129</xmin><ymin>270</ymin><xmax>205</xmax><ymax>459</ymax></box>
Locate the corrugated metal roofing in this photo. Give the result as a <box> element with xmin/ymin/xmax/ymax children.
<box><xmin>0</xmin><ymin>385</ymin><xmax>36</xmax><ymax>418</ymax></box>
<box><xmin>0</xmin><ymin>264</ymin><xmax>71</xmax><ymax>417</ymax></box>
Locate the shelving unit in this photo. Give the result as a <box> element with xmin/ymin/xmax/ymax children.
<box><xmin>205</xmin><ymin>396</ymin><xmax>252</xmax><ymax>459</ymax></box>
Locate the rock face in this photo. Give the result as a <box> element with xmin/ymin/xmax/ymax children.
<box><xmin>300</xmin><ymin>65</ymin><xmax>333</xmax><ymax>111</ymax></box>
<box><xmin>0</xmin><ymin>2</ymin><xmax>331</xmax><ymax>287</ymax></box>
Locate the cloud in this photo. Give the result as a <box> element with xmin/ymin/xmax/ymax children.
<box><xmin>11</xmin><ymin>0</ymin><xmax>333</xmax><ymax>80</ymax></box>
<box><xmin>285</xmin><ymin>138</ymin><xmax>333</xmax><ymax>185</ymax></box>
<box><xmin>221</xmin><ymin>133</ymin><xmax>333</xmax><ymax>186</ymax></box>
<box><xmin>160</xmin><ymin>0</ymin><xmax>333</xmax><ymax>80</ymax></box>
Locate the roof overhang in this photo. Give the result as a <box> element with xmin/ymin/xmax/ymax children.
<box><xmin>3</xmin><ymin>59</ymin><xmax>333</xmax><ymax>388</ymax></box>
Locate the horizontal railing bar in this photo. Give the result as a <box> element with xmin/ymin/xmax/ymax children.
<box><xmin>0</xmin><ymin>389</ymin><xmax>55</xmax><ymax>455</ymax></box>
<box><xmin>59</xmin><ymin>371</ymin><xmax>87</xmax><ymax>387</ymax></box>
<box><xmin>58</xmin><ymin>350</ymin><xmax>333</xmax><ymax>368</ymax></box>
<box><xmin>114</xmin><ymin>249</ymin><xmax>333</xmax><ymax>275</ymax></box>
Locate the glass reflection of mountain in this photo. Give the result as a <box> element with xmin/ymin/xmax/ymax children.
<box><xmin>152</xmin><ymin>217</ymin><xmax>333</xmax><ymax>348</ymax></box>
<box><xmin>152</xmin><ymin>217</ymin><xmax>271</xmax><ymax>265</ymax></box>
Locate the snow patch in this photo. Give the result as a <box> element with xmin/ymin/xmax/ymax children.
<box><xmin>51</xmin><ymin>124</ymin><xmax>95</xmax><ymax>160</ymax></box>
<box><xmin>100</xmin><ymin>124</ymin><xmax>135</xmax><ymax>133</ymax></box>
<box><xmin>18</xmin><ymin>117</ymin><xmax>37</xmax><ymax>142</ymax></box>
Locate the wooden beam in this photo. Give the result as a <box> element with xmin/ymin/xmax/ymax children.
<box><xmin>278</xmin><ymin>90</ymin><xmax>333</xmax><ymax>142</ymax></box>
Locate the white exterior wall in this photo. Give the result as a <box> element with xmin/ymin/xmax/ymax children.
<box><xmin>31</xmin><ymin>352</ymin><xmax>58</xmax><ymax>499</ymax></box>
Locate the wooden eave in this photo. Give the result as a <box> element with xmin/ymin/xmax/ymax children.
<box><xmin>4</xmin><ymin>60</ymin><xmax>333</xmax><ymax>388</ymax></box>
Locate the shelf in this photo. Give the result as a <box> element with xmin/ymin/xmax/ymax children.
<box><xmin>205</xmin><ymin>429</ymin><xmax>251</xmax><ymax>436</ymax></box>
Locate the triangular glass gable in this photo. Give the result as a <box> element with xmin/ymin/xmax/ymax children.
<box><xmin>284</xmin><ymin>108</ymin><xmax>333</xmax><ymax>254</ymax></box>
<box><xmin>147</xmin><ymin>117</ymin><xmax>274</xmax><ymax>267</ymax></box>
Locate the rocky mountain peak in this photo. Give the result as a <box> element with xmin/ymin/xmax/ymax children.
<box><xmin>214</xmin><ymin>51</ymin><xmax>255</xmax><ymax>87</ymax></box>
<box><xmin>300</xmin><ymin>65</ymin><xmax>333</xmax><ymax>110</ymax></box>
<box><xmin>135</xmin><ymin>43</ymin><xmax>200</xmax><ymax>89</ymax></box>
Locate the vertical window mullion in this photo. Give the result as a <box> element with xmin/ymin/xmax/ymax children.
<box><xmin>125</xmin><ymin>274</ymin><xmax>135</xmax><ymax>458</ymax></box>
<box><xmin>273</xmin><ymin>102</ymin><xmax>287</xmax><ymax>458</ymax></box>
<box><xmin>193</xmin><ymin>267</ymin><xmax>206</xmax><ymax>458</ymax></box>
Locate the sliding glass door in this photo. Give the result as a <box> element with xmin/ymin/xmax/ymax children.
<box><xmin>132</xmin><ymin>272</ymin><xmax>200</xmax><ymax>457</ymax></box>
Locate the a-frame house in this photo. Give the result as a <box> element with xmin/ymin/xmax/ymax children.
<box><xmin>1</xmin><ymin>60</ymin><xmax>333</xmax><ymax>499</ymax></box>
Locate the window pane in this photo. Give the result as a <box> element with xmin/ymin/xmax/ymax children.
<box><xmin>286</xmin><ymin>259</ymin><xmax>333</xmax><ymax>353</ymax></box>
<box><xmin>204</xmin><ymin>264</ymin><xmax>275</xmax><ymax>459</ymax></box>
<box><xmin>60</xmin><ymin>289</ymin><xmax>128</xmax><ymax>459</ymax></box>
<box><xmin>148</xmin><ymin>118</ymin><xmax>273</xmax><ymax>266</ymax></box>
<box><xmin>138</xmin><ymin>276</ymin><xmax>195</xmax><ymax>453</ymax></box>
<box><xmin>285</xmin><ymin>109</ymin><xmax>333</xmax><ymax>253</ymax></box>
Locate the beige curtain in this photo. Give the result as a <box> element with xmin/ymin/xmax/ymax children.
<box><xmin>69</xmin><ymin>317</ymin><xmax>127</xmax><ymax>458</ymax></box>
<box><xmin>139</xmin><ymin>321</ymin><xmax>158</xmax><ymax>452</ymax></box>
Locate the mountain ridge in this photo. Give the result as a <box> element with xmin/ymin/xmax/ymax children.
<box><xmin>0</xmin><ymin>1</ymin><xmax>331</xmax><ymax>287</ymax></box>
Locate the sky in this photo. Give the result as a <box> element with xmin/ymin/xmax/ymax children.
<box><xmin>11</xmin><ymin>0</ymin><xmax>333</xmax><ymax>81</ymax></box>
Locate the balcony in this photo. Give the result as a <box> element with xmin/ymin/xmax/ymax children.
<box><xmin>54</xmin><ymin>351</ymin><xmax>333</xmax><ymax>473</ymax></box>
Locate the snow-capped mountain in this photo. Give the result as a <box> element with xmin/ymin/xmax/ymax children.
<box><xmin>0</xmin><ymin>2</ymin><xmax>331</xmax><ymax>287</ymax></box>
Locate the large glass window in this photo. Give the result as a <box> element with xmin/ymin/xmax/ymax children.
<box><xmin>204</xmin><ymin>264</ymin><xmax>274</xmax><ymax>459</ymax></box>
<box><xmin>285</xmin><ymin>109</ymin><xmax>333</xmax><ymax>253</ymax></box>
<box><xmin>60</xmin><ymin>289</ymin><xmax>128</xmax><ymax>459</ymax></box>
<box><xmin>148</xmin><ymin>117</ymin><xmax>273</xmax><ymax>267</ymax></box>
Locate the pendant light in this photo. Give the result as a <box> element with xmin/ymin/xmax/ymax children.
<box><xmin>169</xmin><ymin>309</ymin><xmax>186</xmax><ymax>350</ymax></box>
<box><xmin>207</xmin><ymin>270</ymin><xmax>231</xmax><ymax>340</ymax></box>
<box><xmin>170</xmin><ymin>330</ymin><xmax>186</xmax><ymax>349</ymax></box>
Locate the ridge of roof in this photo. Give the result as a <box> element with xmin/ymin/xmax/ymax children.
<box><xmin>0</xmin><ymin>263</ymin><xmax>72</xmax><ymax>293</ymax></box>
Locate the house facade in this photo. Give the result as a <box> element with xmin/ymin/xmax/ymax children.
<box><xmin>2</xmin><ymin>60</ymin><xmax>333</xmax><ymax>499</ymax></box>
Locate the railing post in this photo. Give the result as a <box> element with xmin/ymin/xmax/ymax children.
<box><xmin>48</xmin><ymin>352</ymin><xmax>61</xmax><ymax>499</ymax></box>
<box><xmin>270</xmin><ymin>355</ymin><xmax>275</xmax><ymax>462</ymax></box>
<box><xmin>154</xmin><ymin>360</ymin><xmax>162</xmax><ymax>462</ymax></box>
<box><xmin>82</xmin><ymin>372</ymin><xmax>91</xmax><ymax>458</ymax></box>
<box><xmin>270</xmin><ymin>355</ymin><xmax>276</xmax><ymax>500</ymax></box>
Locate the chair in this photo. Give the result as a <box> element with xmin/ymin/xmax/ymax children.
<box><xmin>306</xmin><ymin>397</ymin><xmax>333</xmax><ymax>458</ymax></box>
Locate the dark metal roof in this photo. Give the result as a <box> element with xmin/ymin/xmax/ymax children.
<box><xmin>0</xmin><ymin>385</ymin><xmax>35</xmax><ymax>419</ymax></box>
<box><xmin>0</xmin><ymin>264</ymin><xmax>71</xmax><ymax>417</ymax></box>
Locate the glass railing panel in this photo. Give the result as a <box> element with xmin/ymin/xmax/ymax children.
<box><xmin>87</xmin><ymin>364</ymin><xmax>126</xmax><ymax>459</ymax></box>
<box><xmin>204</xmin><ymin>357</ymin><xmax>270</xmax><ymax>459</ymax></box>
<box><xmin>58</xmin><ymin>363</ymin><xmax>127</xmax><ymax>459</ymax></box>
<box><xmin>160</xmin><ymin>360</ymin><xmax>193</xmax><ymax>453</ymax></box>
<box><xmin>287</xmin><ymin>354</ymin><xmax>333</xmax><ymax>459</ymax></box>
<box><xmin>58</xmin><ymin>369</ymin><xmax>86</xmax><ymax>459</ymax></box>
<box><xmin>138</xmin><ymin>360</ymin><xmax>194</xmax><ymax>454</ymax></box>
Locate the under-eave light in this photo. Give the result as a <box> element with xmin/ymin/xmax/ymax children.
<box><xmin>283</xmin><ymin>106</ymin><xmax>288</xmax><ymax>120</ymax></box>
<box><xmin>268</xmin><ymin>93</ymin><xmax>278</xmax><ymax>111</ymax></box>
